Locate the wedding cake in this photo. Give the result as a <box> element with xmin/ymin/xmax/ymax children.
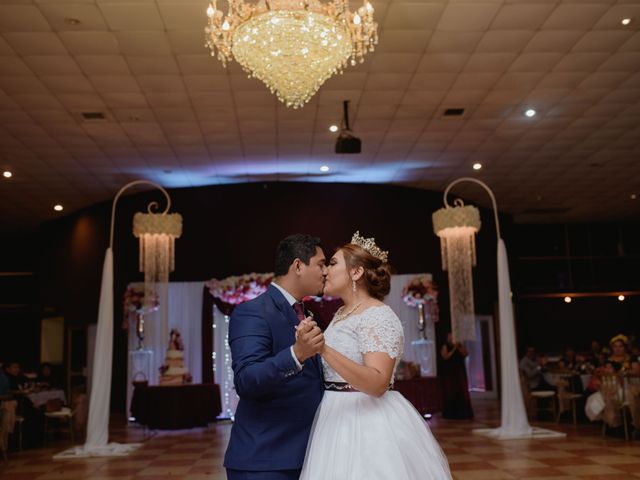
<box><xmin>159</xmin><ymin>329</ymin><xmax>192</xmax><ymax>386</ymax></box>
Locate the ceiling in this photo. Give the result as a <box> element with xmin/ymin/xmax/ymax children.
<box><xmin>1</xmin><ymin>0</ymin><xmax>640</xmax><ymax>230</ymax></box>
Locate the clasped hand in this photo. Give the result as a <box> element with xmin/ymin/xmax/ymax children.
<box><xmin>293</xmin><ymin>318</ymin><xmax>324</xmax><ymax>362</ymax></box>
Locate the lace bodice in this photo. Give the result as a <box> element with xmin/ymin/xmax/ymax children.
<box><xmin>322</xmin><ymin>305</ymin><xmax>404</xmax><ymax>383</ymax></box>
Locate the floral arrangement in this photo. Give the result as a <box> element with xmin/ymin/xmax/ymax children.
<box><xmin>207</xmin><ymin>272</ymin><xmax>274</xmax><ymax>315</ymax></box>
<box><xmin>207</xmin><ymin>272</ymin><xmax>274</xmax><ymax>304</ymax></box>
<box><xmin>122</xmin><ymin>283</ymin><xmax>159</xmax><ymax>329</ymax></box>
<box><xmin>402</xmin><ymin>276</ymin><xmax>439</xmax><ymax>308</ymax></box>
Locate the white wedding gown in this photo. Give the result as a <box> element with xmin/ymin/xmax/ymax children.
<box><xmin>300</xmin><ymin>305</ymin><xmax>451</xmax><ymax>480</ymax></box>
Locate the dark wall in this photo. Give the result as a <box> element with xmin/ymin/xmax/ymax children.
<box><xmin>515</xmin><ymin>296</ymin><xmax>640</xmax><ymax>354</ymax></box>
<box><xmin>29</xmin><ymin>182</ymin><xmax>504</xmax><ymax>411</ymax></box>
<box><xmin>0</xmin><ymin>233</ymin><xmax>40</xmax><ymax>369</ymax></box>
<box><xmin>511</xmin><ymin>221</ymin><xmax>640</xmax><ymax>355</ymax></box>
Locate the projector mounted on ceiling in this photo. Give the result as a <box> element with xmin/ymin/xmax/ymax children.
<box><xmin>335</xmin><ymin>100</ymin><xmax>361</xmax><ymax>154</ymax></box>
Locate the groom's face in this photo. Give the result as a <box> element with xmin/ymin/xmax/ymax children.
<box><xmin>297</xmin><ymin>247</ymin><xmax>327</xmax><ymax>297</ymax></box>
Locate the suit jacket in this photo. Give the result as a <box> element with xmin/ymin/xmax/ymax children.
<box><xmin>223</xmin><ymin>284</ymin><xmax>324</xmax><ymax>471</ymax></box>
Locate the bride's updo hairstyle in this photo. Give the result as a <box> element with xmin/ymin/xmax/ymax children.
<box><xmin>340</xmin><ymin>242</ymin><xmax>392</xmax><ymax>301</ymax></box>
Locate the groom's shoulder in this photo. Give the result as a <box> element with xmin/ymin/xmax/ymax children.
<box><xmin>232</xmin><ymin>289</ymin><xmax>274</xmax><ymax>316</ymax></box>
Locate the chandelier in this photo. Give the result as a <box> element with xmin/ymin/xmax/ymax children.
<box><xmin>133</xmin><ymin>210</ymin><xmax>182</xmax><ymax>307</ymax></box>
<box><xmin>432</xmin><ymin>200</ymin><xmax>481</xmax><ymax>343</ymax></box>
<box><xmin>205</xmin><ymin>0</ymin><xmax>377</xmax><ymax>108</ymax></box>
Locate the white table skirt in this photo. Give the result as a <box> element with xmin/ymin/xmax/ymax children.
<box><xmin>26</xmin><ymin>389</ymin><xmax>66</xmax><ymax>408</ymax></box>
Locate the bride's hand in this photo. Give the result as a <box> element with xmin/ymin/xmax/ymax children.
<box><xmin>295</xmin><ymin>318</ymin><xmax>316</xmax><ymax>340</ymax></box>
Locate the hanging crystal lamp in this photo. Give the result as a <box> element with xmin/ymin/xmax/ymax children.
<box><xmin>205</xmin><ymin>0</ymin><xmax>378</xmax><ymax>108</ymax></box>
<box><xmin>133</xmin><ymin>211</ymin><xmax>182</xmax><ymax>307</ymax></box>
<box><xmin>432</xmin><ymin>200</ymin><xmax>481</xmax><ymax>343</ymax></box>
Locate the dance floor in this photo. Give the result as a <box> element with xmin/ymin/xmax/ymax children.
<box><xmin>2</xmin><ymin>400</ymin><xmax>639</xmax><ymax>480</ymax></box>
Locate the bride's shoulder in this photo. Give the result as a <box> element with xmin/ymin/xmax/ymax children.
<box><xmin>359</xmin><ymin>304</ymin><xmax>401</xmax><ymax>326</ymax></box>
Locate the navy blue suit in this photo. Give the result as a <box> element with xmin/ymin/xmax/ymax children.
<box><xmin>224</xmin><ymin>285</ymin><xmax>324</xmax><ymax>477</ymax></box>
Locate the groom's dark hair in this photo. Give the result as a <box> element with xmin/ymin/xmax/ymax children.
<box><xmin>274</xmin><ymin>234</ymin><xmax>323</xmax><ymax>276</ymax></box>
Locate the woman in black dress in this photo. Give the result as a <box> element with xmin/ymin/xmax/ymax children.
<box><xmin>440</xmin><ymin>333</ymin><xmax>474</xmax><ymax>419</ymax></box>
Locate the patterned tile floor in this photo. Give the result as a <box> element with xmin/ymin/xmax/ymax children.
<box><xmin>1</xmin><ymin>400</ymin><xmax>639</xmax><ymax>480</ymax></box>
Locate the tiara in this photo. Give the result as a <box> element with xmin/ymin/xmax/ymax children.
<box><xmin>351</xmin><ymin>231</ymin><xmax>389</xmax><ymax>263</ymax></box>
<box><xmin>610</xmin><ymin>334</ymin><xmax>628</xmax><ymax>345</ymax></box>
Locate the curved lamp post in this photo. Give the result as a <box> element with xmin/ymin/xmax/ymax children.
<box><xmin>434</xmin><ymin>178</ymin><xmax>563</xmax><ymax>440</ymax></box>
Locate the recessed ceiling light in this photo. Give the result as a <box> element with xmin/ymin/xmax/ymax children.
<box><xmin>329</xmin><ymin>125</ymin><xmax>338</xmax><ymax>133</ymax></box>
<box><xmin>525</xmin><ymin>109</ymin><xmax>536</xmax><ymax>117</ymax></box>
<box><xmin>3</xmin><ymin>171</ymin><xmax>12</xmax><ymax>178</ymax></box>
<box><xmin>64</xmin><ymin>17</ymin><xmax>81</xmax><ymax>25</ymax></box>
<box><xmin>54</xmin><ymin>204</ymin><xmax>64</xmax><ymax>212</ymax></box>
<box><xmin>621</xmin><ymin>18</ymin><xmax>632</xmax><ymax>26</ymax></box>
<box><xmin>631</xmin><ymin>193</ymin><xmax>637</xmax><ymax>200</ymax></box>
<box><xmin>564</xmin><ymin>296</ymin><xmax>572</xmax><ymax>304</ymax></box>
<box><xmin>472</xmin><ymin>163</ymin><xmax>482</xmax><ymax>170</ymax></box>
<box><xmin>618</xmin><ymin>295</ymin><xmax>625</xmax><ymax>301</ymax></box>
<box><xmin>320</xmin><ymin>165</ymin><xmax>330</xmax><ymax>172</ymax></box>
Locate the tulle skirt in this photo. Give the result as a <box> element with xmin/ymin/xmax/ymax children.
<box><xmin>300</xmin><ymin>390</ymin><xmax>452</xmax><ymax>480</ymax></box>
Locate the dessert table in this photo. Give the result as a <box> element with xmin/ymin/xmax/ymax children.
<box><xmin>131</xmin><ymin>384</ymin><xmax>221</xmax><ymax>429</ymax></box>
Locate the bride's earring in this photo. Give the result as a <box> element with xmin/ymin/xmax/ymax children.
<box><xmin>352</xmin><ymin>279</ymin><xmax>357</xmax><ymax>292</ymax></box>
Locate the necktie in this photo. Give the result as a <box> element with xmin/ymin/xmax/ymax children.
<box><xmin>292</xmin><ymin>302</ymin><xmax>306</xmax><ymax>322</ymax></box>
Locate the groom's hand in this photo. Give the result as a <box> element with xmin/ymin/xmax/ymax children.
<box><xmin>293</xmin><ymin>319</ymin><xmax>324</xmax><ymax>363</ymax></box>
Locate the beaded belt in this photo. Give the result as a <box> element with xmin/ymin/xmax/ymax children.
<box><xmin>323</xmin><ymin>381</ymin><xmax>393</xmax><ymax>392</ymax></box>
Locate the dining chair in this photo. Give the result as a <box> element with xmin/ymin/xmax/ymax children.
<box><xmin>555</xmin><ymin>373</ymin><xmax>582</xmax><ymax>425</ymax></box>
<box><xmin>520</xmin><ymin>370</ymin><xmax>557</xmax><ymax>420</ymax></box>
<box><xmin>600</xmin><ymin>374</ymin><xmax>630</xmax><ymax>441</ymax></box>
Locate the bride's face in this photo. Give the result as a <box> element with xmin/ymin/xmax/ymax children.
<box><xmin>323</xmin><ymin>250</ymin><xmax>351</xmax><ymax>297</ymax></box>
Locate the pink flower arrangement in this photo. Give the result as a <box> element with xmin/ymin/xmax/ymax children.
<box><xmin>402</xmin><ymin>276</ymin><xmax>439</xmax><ymax>308</ymax></box>
<box><xmin>122</xmin><ymin>283</ymin><xmax>159</xmax><ymax>329</ymax></box>
<box><xmin>207</xmin><ymin>272</ymin><xmax>274</xmax><ymax>305</ymax></box>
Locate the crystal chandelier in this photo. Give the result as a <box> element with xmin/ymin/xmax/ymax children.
<box><xmin>205</xmin><ymin>0</ymin><xmax>377</xmax><ymax>108</ymax></box>
<box><xmin>133</xmin><ymin>211</ymin><xmax>182</xmax><ymax>307</ymax></box>
<box><xmin>432</xmin><ymin>200</ymin><xmax>481</xmax><ymax>343</ymax></box>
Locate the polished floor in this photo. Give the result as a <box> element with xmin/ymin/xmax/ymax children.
<box><xmin>2</xmin><ymin>400</ymin><xmax>639</xmax><ymax>480</ymax></box>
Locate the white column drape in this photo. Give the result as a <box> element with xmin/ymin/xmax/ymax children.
<box><xmin>86</xmin><ymin>248</ymin><xmax>114</xmax><ymax>448</ymax></box>
<box><xmin>54</xmin><ymin>249</ymin><xmax>141</xmax><ymax>458</ymax></box>
<box><xmin>474</xmin><ymin>240</ymin><xmax>565</xmax><ymax>440</ymax></box>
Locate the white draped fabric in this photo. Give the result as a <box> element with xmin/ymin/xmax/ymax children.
<box><xmin>54</xmin><ymin>248</ymin><xmax>141</xmax><ymax>458</ymax></box>
<box><xmin>126</xmin><ymin>282</ymin><xmax>204</xmax><ymax>415</ymax></box>
<box><xmin>474</xmin><ymin>240</ymin><xmax>564</xmax><ymax>440</ymax></box>
<box><xmin>86</xmin><ymin>248</ymin><xmax>114</xmax><ymax>448</ymax></box>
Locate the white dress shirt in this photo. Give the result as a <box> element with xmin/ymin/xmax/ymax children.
<box><xmin>271</xmin><ymin>281</ymin><xmax>304</xmax><ymax>371</ymax></box>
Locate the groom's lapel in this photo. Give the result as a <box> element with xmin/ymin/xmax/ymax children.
<box><xmin>268</xmin><ymin>286</ymin><xmax>323</xmax><ymax>376</ymax></box>
<box><xmin>267</xmin><ymin>284</ymin><xmax>298</xmax><ymax>328</ymax></box>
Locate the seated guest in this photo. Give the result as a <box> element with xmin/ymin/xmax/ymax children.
<box><xmin>574</xmin><ymin>352</ymin><xmax>594</xmax><ymax>374</ymax></box>
<box><xmin>520</xmin><ymin>347</ymin><xmax>553</xmax><ymax>391</ymax></box>
<box><xmin>37</xmin><ymin>363</ymin><xmax>60</xmax><ymax>388</ymax></box>
<box><xmin>589</xmin><ymin>340</ymin><xmax>608</xmax><ymax>367</ymax></box>
<box><xmin>558</xmin><ymin>346</ymin><xmax>577</xmax><ymax>371</ymax></box>
<box><xmin>608</xmin><ymin>334</ymin><xmax>631</xmax><ymax>372</ymax></box>
<box><xmin>5</xmin><ymin>362</ymin><xmax>27</xmax><ymax>391</ymax></box>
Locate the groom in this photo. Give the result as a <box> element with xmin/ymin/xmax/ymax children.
<box><xmin>224</xmin><ymin>234</ymin><xmax>327</xmax><ymax>480</ymax></box>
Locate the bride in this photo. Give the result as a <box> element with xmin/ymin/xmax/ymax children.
<box><xmin>299</xmin><ymin>232</ymin><xmax>451</xmax><ymax>480</ymax></box>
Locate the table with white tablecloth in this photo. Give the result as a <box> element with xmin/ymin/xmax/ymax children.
<box><xmin>26</xmin><ymin>390</ymin><xmax>66</xmax><ymax>408</ymax></box>
<box><xmin>543</xmin><ymin>372</ymin><xmax>591</xmax><ymax>391</ymax></box>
